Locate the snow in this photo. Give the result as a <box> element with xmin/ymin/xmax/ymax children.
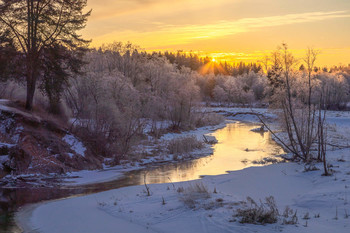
<box><xmin>0</xmin><ymin>142</ymin><xmax>15</xmax><ymax>148</ymax></box>
<box><xmin>205</xmin><ymin>107</ymin><xmax>274</xmax><ymax>121</ymax></box>
<box><xmin>67</xmin><ymin>153</ymin><xmax>74</xmax><ymax>159</ymax></box>
<box><xmin>16</xmin><ymin>108</ymin><xmax>350</xmax><ymax>233</ymax></box>
<box><xmin>62</xmin><ymin>134</ymin><xmax>86</xmax><ymax>157</ymax></box>
<box><xmin>0</xmin><ymin>99</ymin><xmax>11</xmax><ymax>104</ymax></box>
<box><xmin>160</xmin><ymin>120</ymin><xmax>228</xmax><ymax>142</ymax></box>
<box><xmin>0</xmin><ymin>117</ymin><xmax>15</xmax><ymax>135</ymax></box>
<box><xmin>17</xmin><ymin>199</ymin><xmax>155</xmax><ymax>233</ymax></box>
<box><xmin>11</xmin><ymin>126</ymin><xmax>24</xmax><ymax>143</ymax></box>
<box><xmin>61</xmin><ymin>120</ymin><xmax>228</xmax><ymax>186</ymax></box>
<box><xmin>17</xmin><ymin>159</ymin><xmax>350</xmax><ymax>233</ymax></box>
<box><xmin>0</xmin><ymin>155</ymin><xmax>9</xmax><ymax>169</ymax></box>
<box><xmin>0</xmin><ymin>155</ymin><xmax>9</xmax><ymax>163</ymax></box>
<box><xmin>0</xmin><ymin>103</ymin><xmax>41</xmax><ymax>123</ymax></box>
<box><xmin>143</xmin><ymin>119</ymin><xmax>172</xmax><ymax>134</ymax></box>
<box><xmin>63</xmin><ymin>167</ymin><xmax>130</xmax><ymax>186</ymax></box>
<box><xmin>203</xmin><ymin>134</ymin><xmax>218</xmax><ymax>144</ymax></box>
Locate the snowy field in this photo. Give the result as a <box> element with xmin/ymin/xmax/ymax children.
<box><xmin>16</xmin><ymin>109</ymin><xmax>350</xmax><ymax>233</ymax></box>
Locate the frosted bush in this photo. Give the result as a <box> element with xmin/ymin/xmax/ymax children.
<box><xmin>236</xmin><ymin>196</ymin><xmax>279</xmax><ymax>224</ymax></box>
<box><xmin>167</xmin><ymin>135</ymin><xmax>203</xmax><ymax>155</ymax></box>
<box><xmin>179</xmin><ymin>182</ymin><xmax>211</xmax><ymax>208</ymax></box>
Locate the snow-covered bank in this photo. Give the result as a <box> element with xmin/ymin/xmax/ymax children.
<box><xmin>17</xmin><ymin>149</ymin><xmax>350</xmax><ymax>233</ymax></box>
<box><xmin>0</xmin><ymin>106</ymin><xmax>269</xmax><ymax>187</ymax></box>
<box><xmin>61</xmin><ymin>120</ymin><xmax>228</xmax><ymax>186</ymax></box>
<box><xmin>60</xmin><ymin>113</ymin><xmax>273</xmax><ymax>187</ymax></box>
<box><xmin>0</xmin><ymin>100</ymin><xmax>104</xmax><ymax>187</ymax></box>
<box><xmin>16</xmin><ymin>108</ymin><xmax>350</xmax><ymax>232</ymax></box>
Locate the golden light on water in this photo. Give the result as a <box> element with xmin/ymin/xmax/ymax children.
<box><xmin>138</xmin><ymin>123</ymin><xmax>284</xmax><ymax>184</ymax></box>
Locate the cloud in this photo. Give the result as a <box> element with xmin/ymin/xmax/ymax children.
<box><xmin>159</xmin><ymin>11</ymin><xmax>350</xmax><ymax>42</ymax></box>
<box><xmin>88</xmin><ymin>0</ymin><xmax>187</xmax><ymax>20</ymax></box>
<box><xmin>91</xmin><ymin>10</ymin><xmax>350</xmax><ymax>48</ymax></box>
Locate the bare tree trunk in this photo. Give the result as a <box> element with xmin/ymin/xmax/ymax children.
<box><xmin>25</xmin><ymin>78</ymin><xmax>36</xmax><ymax>110</ymax></box>
<box><xmin>318</xmin><ymin>93</ymin><xmax>329</xmax><ymax>176</ymax></box>
<box><xmin>24</xmin><ymin>0</ymin><xmax>38</xmax><ymax>111</ymax></box>
<box><xmin>282</xmin><ymin>45</ymin><xmax>307</xmax><ymax>159</ymax></box>
<box><xmin>25</xmin><ymin>54</ymin><xmax>38</xmax><ymax>110</ymax></box>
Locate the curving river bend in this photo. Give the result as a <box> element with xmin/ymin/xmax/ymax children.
<box><xmin>0</xmin><ymin>121</ymin><xmax>284</xmax><ymax>232</ymax></box>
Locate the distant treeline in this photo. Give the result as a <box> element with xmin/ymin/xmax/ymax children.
<box><xmin>150</xmin><ymin>51</ymin><xmax>262</xmax><ymax>75</ymax></box>
<box><xmin>150</xmin><ymin>50</ymin><xmax>350</xmax><ymax>77</ymax></box>
<box><xmin>98</xmin><ymin>42</ymin><xmax>350</xmax><ymax>76</ymax></box>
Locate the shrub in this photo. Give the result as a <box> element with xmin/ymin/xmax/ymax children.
<box><xmin>179</xmin><ymin>182</ymin><xmax>211</xmax><ymax>208</ymax></box>
<box><xmin>167</xmin><ymin>135</ymin><xmax>204</xmax><ymax>155</ymax></box>
<box><xmin>282</xmin><ymin>206</ymin><xmax>298</xmax><ymax>225</ymax></box>
<box><xmin>236</xmin><ymin>196</ymin><xmax>279</xmax><ymax>224</ymax></box>
<box><xmin>194</xmin><ymin>112</ymin><xmax>224</xmax><ymax>128</ymax></box>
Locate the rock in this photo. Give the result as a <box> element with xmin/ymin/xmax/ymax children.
<box><xmin>250</xmin><ymin>125</ymin><xmax>268</xmax><ymax>133</ymax></box>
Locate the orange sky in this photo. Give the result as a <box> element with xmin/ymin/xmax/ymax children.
<box><xmin>82</xmin><ymin>0</ymin><xmax>350</xmax><ymax>67</ymax></box>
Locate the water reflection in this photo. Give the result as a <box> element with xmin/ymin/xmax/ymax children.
<box><xmin>0</xmin><ymin>122</ymin><xmax>284</xmax><ymax>232</ymax></box>
<box><xmin>138</xmin><ymin>122</ymin><xmax>284</xmax><ymax>184</ymax></box>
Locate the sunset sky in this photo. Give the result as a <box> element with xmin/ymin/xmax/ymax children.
<box><xmin>82</xmin><ymin>0</ymin><xmax>350</xmax><ymax>66</ymax></box>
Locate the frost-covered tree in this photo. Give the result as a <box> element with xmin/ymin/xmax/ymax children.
<box><xmin>261</xmin><ymin>45</ymin><xmax>328</xmax><ymax>172</ymax></box>
<box><xmin>212</xmin><ymin>73</ymin><xmax>266</xmax><ymax>106</ymax></box>
<box><xmin>64</xmin><ymin>45</ymin><xmax>205</xmax><ymax>162</ymax></box>
<box><xmin>316</xmin><ymin>72</ymin><xmax>350</xmax><ymax>110</ymax></box>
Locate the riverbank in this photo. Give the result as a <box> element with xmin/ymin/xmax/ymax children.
<box><xmin>17</xmin><ymin>156</ymin><xmax>350</xmax><ymax>233</ymax></box>
<box><xmin>1</xmin><ymin>115</ymin><xmax>230</xmax><ymax>232</ymax></box>
<box><xmin>5</xmin><ymin>107</ymin><xmax>275</xmax><ymax>232</ymax></box>
<box><xmin>0</xmin><ymin>101</ymin><xmax>227</xmax><ymax>188</ymax></box>
<box><xmin>15</xmin><ymin>108</ymin><xmax>350</xmax><ymax>233</ymax></box>
<box><xmin>60</xmin><ymin>119</ymin><xmax>229</xmax><ymax>186</ymax></box>
<box><xmin>1</xmin><ymin>106</ymin><xmax>273</xmax><ymax>188</ymax></box>
<box><xmin>0</xmin><ymin>105</ymin><xmax>277</xmax><ymax>188</ymax></box>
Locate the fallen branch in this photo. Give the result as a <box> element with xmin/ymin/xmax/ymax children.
<box><xmin>250</xmin><ymin>108</ymin><xmax>305</xmax><ymax>161</ymax></box>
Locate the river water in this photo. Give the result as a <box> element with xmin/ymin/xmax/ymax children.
<box><xmin>0</xmin><ymin>122</ymin><xmax>284</xmax><ymax>232</ymax></box>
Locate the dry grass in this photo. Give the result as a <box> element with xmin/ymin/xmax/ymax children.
<box><xmin>282</xmin><ymin>206</ymin><xmax>298</xmax><ymax>225</ymax></box>
<box><xmin>235</xmin><ymin>196</ymin><xmax>279</xmax><ymax>224</ymax></box>
<box><xmin>167</xmin><ymin>135</ymin><xmax>203</xmax><ymax>155</ymax></box>
<box><xmin>179</xmin><ymin>182</ymin><xmax>211</xmax><ymax>208</ymax></box>
<box><xmin>194</xmin><ymin>112</ymin><xmax>224</xmax><ymax>128</ymax></box>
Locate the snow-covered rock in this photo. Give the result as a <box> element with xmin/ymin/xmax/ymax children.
<box><xmin>203</xmin><ymin>134</ymin><xmax>218</xmax><ymax>144</ymax></box>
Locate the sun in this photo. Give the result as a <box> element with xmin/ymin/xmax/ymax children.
<box><xmin>199</xmin><ymin>57</ymin><xmax>226</xmax><ymax>75</ymax></box>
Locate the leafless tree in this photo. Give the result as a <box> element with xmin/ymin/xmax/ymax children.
<box><xmin>258</xmin><ymin>45</ymin><xmax>328</xmax><ymax>168</ymax></box>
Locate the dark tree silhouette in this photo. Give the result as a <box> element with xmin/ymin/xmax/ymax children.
<box><xmin>0</xmin><ymin>31</ymin><xmax>20</xmax><ymax>81</ymax></box>
<box><xmin>40</xmin><ymin>44</ymin><xmax>86</xmax><ymax>114</ymax></box>
<box><xmin>0</xmin><ymin>0</ymin><xmax>90</xmax><ymax>110</ymax></box>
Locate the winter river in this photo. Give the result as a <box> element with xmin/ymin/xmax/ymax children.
<box><xmin>0</xmin><ymin>121</ymin><xmax>284</xmax><ymax>232</ymax></box>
